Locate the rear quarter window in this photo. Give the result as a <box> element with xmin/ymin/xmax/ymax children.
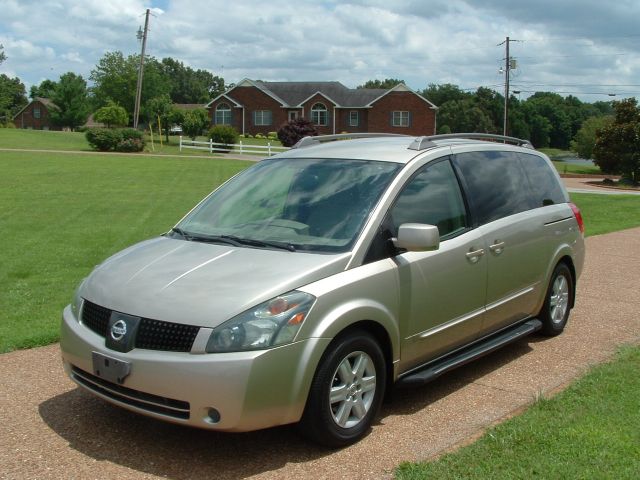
<box><xmin>518</xmin><ymin>153</ymin><xmax>567</xmax><ymax>207</ymax></box>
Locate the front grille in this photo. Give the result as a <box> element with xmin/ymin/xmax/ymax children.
<box><xmin>136</xmin><ymin>319</ymin><xmax>200</xmax><ymax>351</ymax></box>
<box><xmin>71</xmin><ymin>365</ymin><xmax>190</xmax><ymax>419</ymax></box>
<box><xmin>81</xmin><ymin>301</ymin><xmax>110</xmax><ymax>337</ymax></box>
<box><xmin>81</xmin><ymin>300</ymin><xmax>200</xmax><ymax>352</ymax></box>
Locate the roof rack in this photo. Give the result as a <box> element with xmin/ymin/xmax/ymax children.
<box><xmin>292</xmin><ymin>133</ymin><xmax>409</xmax><ymax>149</ymax></box>
<box><xmin>408</xmin><ymin>133</ymin><xmax>534</xmax><ymax>151</ymax></box>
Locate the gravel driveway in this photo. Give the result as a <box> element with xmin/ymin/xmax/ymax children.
<box><xmin>2</xmin><ymin>227</ymin><xmax>639</xmax><ymax>480</ymax></box>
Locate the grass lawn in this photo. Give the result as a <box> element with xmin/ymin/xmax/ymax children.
<box><xmin>0</xmin><ymin>151</ymin><xmax>250</xmax><ymax>352</ymax></box>
<box><xmin>553</xmin><ymin>161</ymin><xmax>601</xmax><ymax>175</ymax></box>
<box><xmin>0</xmin><ymin>128</ymin><xmax>284</xmax><ymax>158</ymax></box>
<box><xmin>570</xmin><ymin>193</ymin><xmax>640</xmax><ymax>236</ymax></box>
<box><xmin>0</xmin><ymin>128</ymin><xmax>91</xmax><ymax>151</ymax></box>
<box><xmin>396</xmin><ymin>346</ymin><xmax>640</xmax><ymax>479</ymax></box>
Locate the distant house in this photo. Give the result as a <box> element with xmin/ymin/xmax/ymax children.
<box><xmin>13</xmin><ymin>97</ymin><xmax>60</xmax><ymax>130</ymax></box>
<box><xmin>205</xmin><ymin>79</ymin><xmax>438</xmax><ymax>136</ymax></box>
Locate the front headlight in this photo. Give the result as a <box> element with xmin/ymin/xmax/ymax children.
<box><xmin>205</xmin><ymin>291</ymin><xmax>315</xmax><ymax>353</ymax></box>
<box><xmin>70</xmin><ymin>279</ymin><xmax>86</xmax><ymax>321</ymax></box>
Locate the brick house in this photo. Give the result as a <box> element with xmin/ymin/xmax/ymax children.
<box><xmin>13</xmin><ymin>97</ymin><xmax>60</xmax><ymax>130</ymax></box>
<box><xmin>205</xmin><ymin>79</ymin><xmax>437</xmax><ymax>136</ymax></box>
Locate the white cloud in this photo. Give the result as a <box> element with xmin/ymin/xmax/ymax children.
<box><xmin>0</xmin><ymin>0</ymin><xmax>638</xmax><ymax>100</ymax></box>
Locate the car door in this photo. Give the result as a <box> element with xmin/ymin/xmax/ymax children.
<box><xmin>453</xmin><ymin>149</ymin><xmax>548</xmax><ymax>335</ymax></box>
<box><xmin>380</xmin><ymin>158</ymin><xmax>488</xmax><ymax>372</ymax></box>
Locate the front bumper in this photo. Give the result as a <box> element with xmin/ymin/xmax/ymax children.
<box><xmin>60</xmin><ymin>305</ymin><xmax>331</xmax><ymax>431</ymax></box>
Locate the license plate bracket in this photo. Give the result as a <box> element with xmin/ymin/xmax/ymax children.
<box><xmin>92</xmin><ymin>351</ymin><xmax>131</xmax><ymax>384</ymax></box>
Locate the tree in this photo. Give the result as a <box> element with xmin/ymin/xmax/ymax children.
<box><xmin>182</xmin><ymin>109</ymin><xmax>210</xmax><ymax>140</ymax></box>
<box><xmin>0</xmin><ymin>44</ymin><xmax>6</xmax><ymax>65</ymax></box>
<box><xmin>437</xmin><ymin>98</ymin><xmax>494</xmax><ymax>134</ymax></box>
<box><xmin>421</xmin><ymin>83</ymin><xmax>471</xmax><ymax>107</ymax></box>
<box><xmin>94</xmin><ymin>101</ymin><xmax>128</xmax><ymax>128</ymax></box>
<box><xmin>593</xmin><ymin>98</ymin><xmax>640</xmax><ymax>183</ymax></box>
<box><xmin>49</xmin><ymin>72</ymin><xmax>90</xmax><ymax>130</ymax></box>
<box><xmin>146</xmin><ymin>94</ymin><xmax>173</xmax><ymax>140</ymax></box>
<box><xmin>277</xmin><ymin>117</ymin><xmax>318</xmax><ymax>146</ymax></box>
<box><xmin>0</xmin><ymin>74</ymin><xmax>28</xmax><ymax>123</ymax></box>
<box><xmin>90</xmin><ymin>51</ymin><xmax>170</xmax><ymax>119</ymax></box>
<box><xmin>29</xmin><ymin>79</ymin><xmax>58</xmax><ymax>99</ymax></box>
<box><xmin>522</xmin><ymin>93</ymin><xmax>572</xmax><ymax>149</ymax></box>
<box><xmin>357</xmin><ymin>78</ymin><xmax>404</xmax><ymax>89</ymax></box>
<box><xmin>160</xmin><ymin>58</ymin><xmax>225</xmax><ymax>103</ymax></box>
<box><xmin>571</xmin><ymin>116</ymin><xmax>613</xmax><ymax>159</ymax></box>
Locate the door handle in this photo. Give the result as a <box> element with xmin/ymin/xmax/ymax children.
<box><xmin>465</xmin><ymin>248</ymin><xmax>485</xmax><ymax>263</ymax></box>
<box><xmin>489</xmin><ymin>240</ymin><xmax>505</xmax><ymax>254</ymax></box>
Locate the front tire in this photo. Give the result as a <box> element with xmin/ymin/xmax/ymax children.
<box><xmin>539</xmin><ymin>263</ymin><xmax>574</xmax><ymax>336</ymax></box>
<box><xmin>298</xmin><ymin>330</ymin><xmax>386</xmax><ymax>448</ymax></box>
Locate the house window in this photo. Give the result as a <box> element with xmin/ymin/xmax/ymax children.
<box><xmin>349</xmin><ymin>110</ymin><xmax>359</xmax><ymax>127</ymax></box>
<box><xmin>254</xmin><ymin>110</ymin><xmax>272</xmax><ymax>126</ymax></box>
<box><xmin>392</xmin><ymin>111</ymin><xmax>410</xmax><ymax>127</ymax></box>
<box><xmin>311</xmin><ymin>103</ymin><xmax>328</xmax><ymax>126</ymax></box>
<box><xmin>288</xmin><ymin>111</ymin><xmax>299</xmax><ymax>122</ymax></box>
<box><xmin>215</xmin><ymin>103</ymin><xmax>231</xmax><ymax>125</ymax></box>
<box><xmin>34</xmin><ymin>107</ymin><xmax>41</xmax><ymax>119</ymax></box>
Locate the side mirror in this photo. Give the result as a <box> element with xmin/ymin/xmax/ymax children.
<box><xmin>392</xmin><ymin>223</ymin><xmax>440</xmax><ymax>252</ymax></box>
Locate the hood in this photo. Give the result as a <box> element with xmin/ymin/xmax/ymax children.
<box><xmin>82</xmin><ymin>237</ymin><xmax>350</xmax><ymax>328</ymax></box>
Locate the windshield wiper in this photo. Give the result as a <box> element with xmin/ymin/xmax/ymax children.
<box><xmin>221</xmin><ymin>235</ymin><xmax>296</xmax><ymax>252</ymax></box>
<box><xmin>170</xmin><ymin>227</ymin><xmax>193</xmax><ymax>240</ymax></box>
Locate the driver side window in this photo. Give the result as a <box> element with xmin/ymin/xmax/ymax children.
<box><xmin>390</xmin><ymin>158</ymin><xmax>468</xmax><ymax>238</ymax></box>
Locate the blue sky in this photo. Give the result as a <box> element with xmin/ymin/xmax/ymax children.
<box><xmin>1</xmin><ymin>0</ymin><xmax>639</xmax><ymax>102</ymax></box>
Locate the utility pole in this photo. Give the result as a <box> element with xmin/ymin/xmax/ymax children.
<box><xmin>498</xmin><ymin>36</ymin><xmax>519</xmax><ymax>137</ymax></box>
<box><xmin>133</xmin><ymin>9</ymin><xmax>151</xmax><ymax>129</ymax></box>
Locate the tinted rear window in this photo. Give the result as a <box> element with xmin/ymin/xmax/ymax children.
<box><xmin>518</xmin><ymin>153</ymin><xmax>566</xmax><ymax>207</ymax></box>
<box><xmin>454</xmin><ymin>150</ymin><xmax>533</xmax><ymax>225</ymax></box>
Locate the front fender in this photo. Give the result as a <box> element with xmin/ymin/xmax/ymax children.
<box><xmin>297</xmin><ymin>259</ymin><xmax>401</xmax><ymax>364</ymax></box>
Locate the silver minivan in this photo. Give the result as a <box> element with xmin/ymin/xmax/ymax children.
<box><xmin>60</xmin><ymin>133</ymin><xmax>585</xmax><ymax>447</ymax></box>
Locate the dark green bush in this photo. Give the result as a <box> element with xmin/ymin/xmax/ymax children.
<box><xmin>85</xmin><ymin>128</ymin><xmax>145</xmax><ymax>152</ymax></box>
<box><xmin>208</xmin><ymin>125</ymin><xmax>239</xmax><ymax>151</ymax></box>
<box><xmin>86</xmin><ymin>128</ymin><xmax>122</xmax><ymax>151</ymax></box>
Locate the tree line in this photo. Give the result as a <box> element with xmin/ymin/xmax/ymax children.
<box><xmin>1</xmin><ymin>49</ymin><xmax>224</xmax><ymax>134</ymax></box>
<box><xmin>0</xmin><ymin>51</ymin><xmax>620</xmax><ymax>152</ymax></box>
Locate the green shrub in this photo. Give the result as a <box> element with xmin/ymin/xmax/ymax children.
<box><xmin>86</xmin><ymin>128</ymin><xmax>122</xmax><ymax>151</ymax></box>
<box><xmin>116</xmin><ymin>128</ymin><xmax>145</xmax><ymax>152</ymax></box>
<box><xmin>208</xmin><ymin>125</ymin><xmax>239</xmax><ymax>152</ymax></box>
<box><xmin>85</xmin><ymin>128</ymin><xmax>145</xmax><ymax>152</ymax></box>
<box><xmin>244</xmin><ymin>134</ymin><xmax>252</xmax><ymax>139</ymax></box>
<box><xmin>255</xmin><ymin>133</ymin><xmax>265</xmax><ymax>139</ymax></box>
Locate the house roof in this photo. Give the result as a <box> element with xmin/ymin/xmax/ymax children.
<box><xmin>12</xmin><ymin>97</ymin><xmax>54</xmax><ymax>119</ymax></box>
<box><xmin>207</xmin><ymin>79</ymin><xmax>436</xmax><ymax>109</ymax></box>
<box><xmin>253</xmin><ymin>81</ymin><xmax>388</xmax><ymax>107</ymax></box>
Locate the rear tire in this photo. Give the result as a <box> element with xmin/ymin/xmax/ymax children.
<box><xmin>539</xmin><ymin>263</ymin><xmax>574</xmax><ymax>336</ymax></box>
<box><xmin>298</xmin><ymin>330</ymin><xmax>386</xmax><ymax>448</ymax></box>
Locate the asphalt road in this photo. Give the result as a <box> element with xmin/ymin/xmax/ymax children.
<box><xmin>2</xmin><ymin>228</ymin><xmax>640</xmax><ymax>480</ymax></box>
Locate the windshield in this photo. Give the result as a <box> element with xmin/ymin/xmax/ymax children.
<box><xmin>176</xmin><ymin>157</ymin><xmax>401</xmax><ymax>253</ymax></box>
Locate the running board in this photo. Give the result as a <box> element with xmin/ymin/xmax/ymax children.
<box><xmin>397</xmin><ymin>319</ymin><xmax>542</xmax><ymax>388</ymax></box>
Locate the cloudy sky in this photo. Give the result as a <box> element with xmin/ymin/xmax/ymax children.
<box><xmin>1</xmin><ymin>0</ymin><xmax>639</xmax><ymax>102</ymax></box>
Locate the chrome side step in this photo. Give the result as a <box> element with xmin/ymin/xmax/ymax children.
<box><xmin>397</xmin><ymin>319</ymin><xmax>542</xmax><ymax>388</ymax></box>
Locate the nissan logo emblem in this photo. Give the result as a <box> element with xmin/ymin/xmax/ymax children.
<box><xmin>110</xmin><ymin>320</ymin><xmax>127</xmax><ymax>341</ymax></box>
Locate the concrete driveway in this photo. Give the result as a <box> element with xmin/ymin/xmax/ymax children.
<box><xmin>2</xmin><ymin>228</ymin><xmax>640</xmax><ymax>480</ymax></box>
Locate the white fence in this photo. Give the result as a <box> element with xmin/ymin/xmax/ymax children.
<box><xmin>179</xmin><ymin>136</ymin><xmax>289</xmax><ymax>156</ymax></box>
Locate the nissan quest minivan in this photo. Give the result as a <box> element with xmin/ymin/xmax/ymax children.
<box><xmin>61</xmin><ymin>133</ymin><xmax>585</xmax><ymax>447</ymax></box>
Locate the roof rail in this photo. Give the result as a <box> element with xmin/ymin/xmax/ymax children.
<box><xmin>408</xmin><ymin>133</ymin><xmax>534</xmax><ymax>151</ymax></box>
<box><xmin>292</xmin><ymin>133</ymin><xmax>409</xmax><ymax>149</ymax></box>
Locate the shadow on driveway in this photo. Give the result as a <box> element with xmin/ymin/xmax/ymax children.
<box><xmin>38</xmin><ymin>339</ymin><xmax>534</xmax><ymax>479</ymax></box>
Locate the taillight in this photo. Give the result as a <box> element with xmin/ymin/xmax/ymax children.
<box><xmin>569</xmin><ymin>203</ymin><xmax>584</xmax><ymax>234</ymax></box>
